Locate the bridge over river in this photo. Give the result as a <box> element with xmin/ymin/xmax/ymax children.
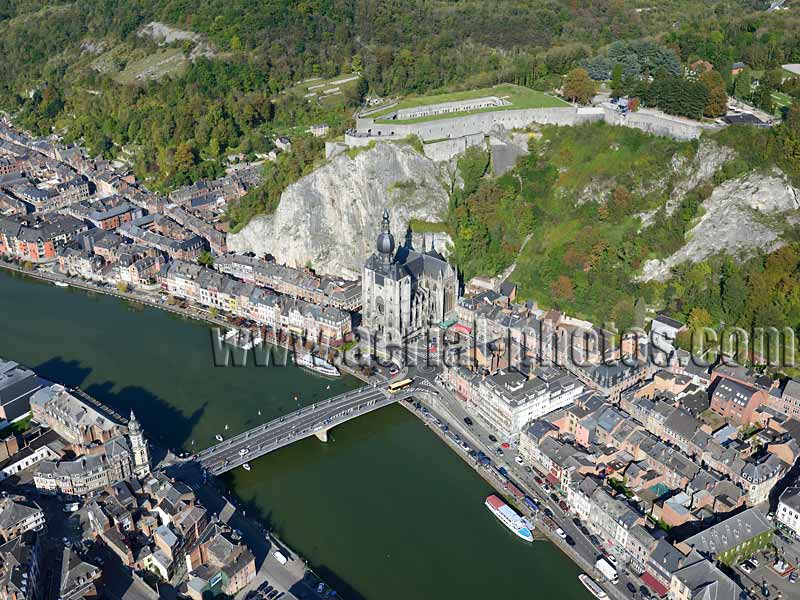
<box><xmin>196</xmin><ymin>384</ymin><xmax>416</xmax><ymax>474</ymax></box>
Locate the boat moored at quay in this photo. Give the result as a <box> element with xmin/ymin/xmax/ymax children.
<box><xmin>485</xmin><ymin>495</ymin><xmax>534</xmax><ymax>542</ymax></box>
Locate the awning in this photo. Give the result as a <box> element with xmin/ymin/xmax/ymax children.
<box><xmin>641</xmin><ymin>572</ymin><xmax>669</xmax><ymax>597</ymax></box>
<box><xmin>546</xmin><ymin>473</ymin><xmax>559</xmax><ymax>485</ymax></box>
<box><xmin>454</xmin><ymin>323</ymin><xmax>472</xmax><ymax>334</ymax></box>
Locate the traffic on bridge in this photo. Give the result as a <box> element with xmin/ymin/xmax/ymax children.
<box><xmin>196</xmin><ymin>381</ymin><xmax>417</xmax><ymax>474</ymax></box>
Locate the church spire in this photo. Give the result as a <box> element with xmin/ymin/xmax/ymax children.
<box><xmin>376</xmin><ymin>208</ymin><xmax>395</xmax><ymax>265</ymax></box>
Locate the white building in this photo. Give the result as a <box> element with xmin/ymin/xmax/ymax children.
<box><xmin>777</xmin><ymin>486</ymin><xmax>800</xmax><ymax>537</ymax></box>
<box><xmin>469</xmin><ymin>367</ymin><xmax>584</xmax><ymax>439</ymax></box>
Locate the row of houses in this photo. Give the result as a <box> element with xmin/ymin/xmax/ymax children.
<box><xmin>214</xmin><ymin>253</ymin><xmax>362</xmax><ymax>311</ymax></box>
<box><xmin>0</xmin><ymin>213</ymin><xmax>88</xmax><ymax>263</ymax></box>
<box><xmin>160</xmin><ymin>260</ymin><xmax>353</xmax><ymax>344</ymax></box>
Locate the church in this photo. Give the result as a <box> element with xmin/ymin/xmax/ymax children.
<box><xmin>362</xmin><ymin>209</ymin><xmax>459</xmax><ymax>342</ymax></box>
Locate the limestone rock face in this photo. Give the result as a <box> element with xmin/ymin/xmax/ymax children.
<box><xmin>227</xmin><ymin>142</ymin><xmax>452</xmax><ymax>279</ymax></box>
<box><xmin>639</xmin><ymin>171</ymin><xmax>800</xmax><ymax>281</ymax></box>
<box><xmin>636</xmin><ymin>139</ymin><xmax>735</xmax><ymax>227</ymax></box>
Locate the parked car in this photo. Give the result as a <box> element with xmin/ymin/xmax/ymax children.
<box><xmin>488</xmin><ymin>434</ymin><xmax>498</xmax><ymax>443</ymax></box>
<box><xmin>463</xmin><ymin>417</ymin><xmax>473</xmax><ymax>426</ymax></box>
<box><xmin>750</xmin><ymin>558</ymin><xmax>760</xmax><ymax>567</ymax></box>
<box><xmin>514</xmin><ymin>456</ymin><xmax>524</xmax><ymax>465</ymax></box>
<box><xmin>740</xmin><ymin>562</ymin><xmax>752</xmax><ymax>574</ymax></box>
<box><xmin>555</xmin><ymin>527</ymin><xmax>567</xmax><ymax>539</ymax></box>
<box><xmin>627</xmin><ymin>583</ymin><xmax>637</xmax><ymax>594</ymax></box>
<box><xmin>789</xmin><ymin>572</ymin><xmax>798</xmax><ymax>584</ymax></box>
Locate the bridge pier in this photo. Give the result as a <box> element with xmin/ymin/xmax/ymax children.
<box><xmin>315</xmin><ymin>428</ymin><xmax>329</xmax><ymax>442</ymax></box>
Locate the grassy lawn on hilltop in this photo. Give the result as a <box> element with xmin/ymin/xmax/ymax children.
<box><xmin>371</xmin><ymin>83</ymin><xmax>568</xmax><ymax>124</ymax></box>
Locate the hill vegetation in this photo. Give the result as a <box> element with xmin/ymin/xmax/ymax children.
<box><xmin>444</xmin><ymin>111</ymin><xmax>800</xmax><ymax>353</ymax></box>
<box><xmin>2</xmin><ymin>0</ymin><xmax>798</xmax><ymax>193</ymax></box>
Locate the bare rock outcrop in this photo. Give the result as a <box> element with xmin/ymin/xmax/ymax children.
<box><xmin>227</xmin><ymin>142</ymin><xmax>452</xmax><ymax>279</ymax></box>
<box><xmin>639</xmin><ymin>171</ymin><xmax>800</xmax><ymax>281</ymax></box>
<box><xmin>636</xmin><ymin>139</ymin><xmax>735</xmax><ymax>227</ymax></box>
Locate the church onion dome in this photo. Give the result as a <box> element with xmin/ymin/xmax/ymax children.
<box><xmin>376</xmin><ymin>208</ymin><xmax>395</xmax><ymax>256</ymax></box>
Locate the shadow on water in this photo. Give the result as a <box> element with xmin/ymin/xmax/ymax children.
<box><xmin>33</xmin><ymin>356</ymin><xmax>206</xmax><ymax>451</ymax></box>
<box><xmin>34</xmin><ymin>356</ymin><xmax>92</xmax><ymax>390</ymax></box>
<box><xmin>295</xmin><ymin>565</ymin><xmax>367</xmax><ymax>600</ymax></box>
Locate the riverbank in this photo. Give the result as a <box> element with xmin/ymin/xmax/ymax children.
<box><xmin>400</xmin><ymin>394</ymin><xmax>624</xmax><ymax>600</ymax></box>
<box><xmin>0</xmin><ymin>267</ymin><xmax>592</xmax><ymax>600</ymax></box>
<box><xmin>0</xmin><ymin>259</ymin><xmax>370</xmax><ymax>384</ymax></box>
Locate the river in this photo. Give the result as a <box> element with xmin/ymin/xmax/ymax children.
<box><xmin>1</xmin><ymin>269</ymin><xmax>591</xmax><ymax>600</ymax></box>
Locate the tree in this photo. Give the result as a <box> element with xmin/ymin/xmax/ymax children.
<box><xmin>611</xmin><ymin>64</ymin><xmax>624</xmax><ymax>97</ymax></box>
<box><xmin>550</xmin><ymin>275</ymin><xmax>575</xmax><ymax>301</ymax></box>
<box><xmin>174</xmin><ymin>142</ymin><xmax>197</xmax><ymax>176</ymax></box>
<box><xmin>754</xmin><ymin>85</ymin><xmax>773</xmax><ymax>115</ymax></box>
<box><xmin>634</xmin><ymin>297</ymin><xmax>647</xmax><ymax>329</ymax></box>
<box><xmin>687</xmin><ymin>307</ymin><xmax>713</xmax><ymax>331</ymax></box>
<box><xmin>116</xmin><ymin>282</ymin><xmax>129</xmax><ymax>293</ymax></box>
<box><xmin>562</xmin><ymin>68</ymin><xmax>596</xmax><ymax>105</ymax></box>
<box><xmin>198</xmin><ymin>251</ymin><xmax>214</xmax><ymax>267</ymax></box>
<box><xmin>699</xmin><ymin>70</ymin><xmax>728</xmax><ymax>117</ymax></box>
<box><xmin>734</xmin><ymin>68</ymin><xmax>752</xmax><ymax>100</ymax></box>
<box><xmin>356</xmin><ymin>76</ymin><xmax>369</xmax><ymax>104</ymax></box>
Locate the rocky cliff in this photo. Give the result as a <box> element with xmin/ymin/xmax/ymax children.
<box><xmin>639</xmin><ymin>170</ymin><xmax>800</xmax><ymax>281</ymax></box>
<box><xmin>227</xmin><ymin>142</ymin><xmax>453</xmax><ymax>279</ymax></box>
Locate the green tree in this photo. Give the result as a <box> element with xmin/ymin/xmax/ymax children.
<box><xmin>611</xmin><ymin>64</ymin><xmax>624</xmax><ymax>97</ymax></box>
<box><xmin>562</xmin><ymin>68</ymin><xmax>596</xmax><ymax>105</ymax></box>
<box><xmin>198</xmin><ymin>251</ymin><xmax>214</xmax><ymax>267</ymax></box>
<box><xmin>734</xmin><ymin>68</ymin><xmax>752</xmax><ymax>100</ymax></box>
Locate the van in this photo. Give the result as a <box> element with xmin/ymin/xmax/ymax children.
<box><xmin>273</xmin><ymin>551</ymin><xmax>288</xmax><ymax>565</ymax></box>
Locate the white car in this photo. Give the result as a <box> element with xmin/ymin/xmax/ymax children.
<box><xmin>238</xmin><ymin>448</ymin><xmax>250</xmax><ymax>457</ymax></box>
<box><xmin>740</xmin><ymin>562</ymin><xmax>752</xmax><ymax>574</ymax></box>
<box><xmin>750</xmin><ymin>558</ymin><xmax>760</xmax><ymax>567</ymax></box>
<box><xmin>555</xmin><ymin>528</ymin><xmax>567</xmax><ymax>539</ymax></box>
<box><xmin>606</xmin><ymin>554</ymin><xmax>618</xmax><ymax>566</ymax></box>
<box><xmin>514</xmin><ymin>456</ymin><xmax>525</xmax><ymax>465</ymax></box>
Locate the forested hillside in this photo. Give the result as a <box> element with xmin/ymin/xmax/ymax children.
<box><xmin>1</xmin><ymin>0</ymin><xmax>796</xmax><ymax>192</ymax></box>
<box><xmin>444</xmin><ymin>114</ymin><xmax>800</xmax><ymax>357</ymax></box>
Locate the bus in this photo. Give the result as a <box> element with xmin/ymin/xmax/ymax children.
<box><xmin>388</xmin><ymin>377</ymin><xmax>413</xmax><ymax>393</ymax></box>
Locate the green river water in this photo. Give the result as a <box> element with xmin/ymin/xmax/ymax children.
<box><xmin>1</xmin><ymin>269</ymin><xmax>590</xmax><ymax>600</ymax></box>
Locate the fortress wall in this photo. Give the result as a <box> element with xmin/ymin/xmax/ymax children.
<box><xmin>601</xmin><ymin>107</ymin><xmax>713</xmax><ymax>141</ymax></box>
<box><xmin>357</xmin><ymin>106</ymin><xmax>714</xmax><ymax>141</ymax></box>
<box><xmin>423</xmin><ymin>133</ymin><xmax>486</xmax><ymax>162</ymax></box>
<box><xmin>350</xmin><ymin>105</ymin><xmax>717</xmax><ymax>161</ymax></box>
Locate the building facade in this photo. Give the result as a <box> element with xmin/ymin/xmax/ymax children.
<box><xmin>362</xmin><ymin>209</ymin><xmax>457</xmax><ymax>342</ymax></box>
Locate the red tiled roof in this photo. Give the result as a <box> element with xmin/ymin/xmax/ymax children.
<box><xmin>641</xmin><ymin>572</ymin><xmax>669</xmax><ymax>597</ymax></box>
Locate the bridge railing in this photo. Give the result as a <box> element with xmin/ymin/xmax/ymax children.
<box><xmin>198</xmin><ymin>387</ymin><xmax>387</xmax><ymax>458</ymax></box>
<box><xmin>200</xmin><ymin>392</ymin><xmax>403</xmax><ymax>472</ymax></box>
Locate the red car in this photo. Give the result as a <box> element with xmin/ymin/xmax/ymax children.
<box><xmin>501</xmin><ymin>442</ymin><xmax>510</xmax><ymax>449</ymax></box>
<box><xmin>534</xmin><ymin>476</ymin><xmax>543</xmax><ymax>484</ymax></box>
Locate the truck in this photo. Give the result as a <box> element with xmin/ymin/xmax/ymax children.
<box><xmin>273</xmin><ymin>551</ymin><xmax>288</xmax><ymax>565</ymax></box>
<box><xmin>595</xmin><ymin>557</ymin><xmax>618</xmax><ymax>584</ymax></box>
